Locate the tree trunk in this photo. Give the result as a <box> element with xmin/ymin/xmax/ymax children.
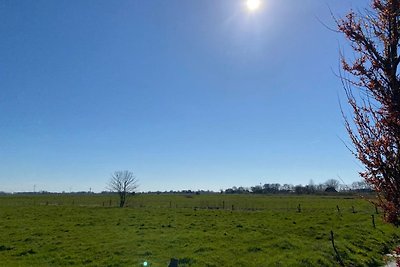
<box><xmin>119</xmin><ymin>192</ymin><xmax>126</xmax><ymax>207</ymax></box>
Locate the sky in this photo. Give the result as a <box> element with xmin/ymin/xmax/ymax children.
<box><xmin>0</xmin><ymin>0</ymin><xmax>369</xmax><ymax>193</ymax></box>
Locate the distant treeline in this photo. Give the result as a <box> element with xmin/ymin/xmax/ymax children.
<box><xmin>224</xmin><ymin>180</ymin><xmax>373</xmax><ymax>195</ymax></box>
<box><xmin>0</xmin><ymin>180</ymin><xmax>373</xmax><ymax>196</ymax></box>
<box><xmin>142</xmin><ymin>180</ymin><xmax>372</xmax><ymax>195</ymax></box>
<box><xmin>0</xmin><ymin>191</ymin><xmax>100</xmax><ymax>195</ymax></box>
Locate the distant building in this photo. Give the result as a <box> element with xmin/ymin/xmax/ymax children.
<box><xmin>325</xmin><ymin>186</ymin><xmax>338</xmax><ymax>193</ymax></box>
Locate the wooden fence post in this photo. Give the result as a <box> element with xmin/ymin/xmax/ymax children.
<box><xmin>336</xmin><ymin>205</ymin><xmax>341</xmax><ymax>216</ymax></box>
<box><xmin>371</xmin><ymin>214</ymin><xmax>376</xmax><ymax>228</ymax></box>
<box><xmin>330</xmin><ymin>230</ymin><xmax>345</xmax><ymax>266</ymax></box>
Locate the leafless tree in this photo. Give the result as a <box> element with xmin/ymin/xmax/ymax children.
<box><xmin>337</xmin><ymin>0</ymin><xmax>400</xmax><ymax>225</ymax></box>
<box><xmin>351</xmin><ymin>180</ymin><xmax>371</xmax><ymax>191</ymax></box>
<box><xmin>108</xmin><ymin>170</ymin><xmax>138</xmax><ymax>207</ymax></box>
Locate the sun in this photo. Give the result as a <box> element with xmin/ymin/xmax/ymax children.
<box><xmin>246</xmin><ymin>0</ymin><xmax>261</xmax><ymax>11</ymax></box>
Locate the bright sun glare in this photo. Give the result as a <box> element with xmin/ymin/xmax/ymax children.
<box><xmin>246</xmin><ymin>0</ymin><xmax>261</xmax><ymax>11</ymax></box>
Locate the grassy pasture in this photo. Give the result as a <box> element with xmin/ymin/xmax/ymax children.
<box><xmin>0</xmin><ymin>194</ymin><xmax>399</xmax><ymax>266</ymax></box>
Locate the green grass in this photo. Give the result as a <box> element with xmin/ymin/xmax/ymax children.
<box><xmin>0</xmin><ymin>194</ymin><xmax>398</xmax><ymax>266</ymax></box>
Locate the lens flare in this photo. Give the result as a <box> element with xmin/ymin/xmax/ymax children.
<box><xmin>246</xmin><ymin>0</ymin><xmax>261</xmax><ymax>11</ymax></box>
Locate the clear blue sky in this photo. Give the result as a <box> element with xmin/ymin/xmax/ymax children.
<box><xmin>0</xmin><ymin>0</ymin><xmax>367</xmax><ymax>193</ymax></box>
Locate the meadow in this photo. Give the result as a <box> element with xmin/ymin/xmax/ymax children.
<box><xmin>0</xmin><ymin>193</ymin><xmax>399</xmax><ymax>266</ymax></box>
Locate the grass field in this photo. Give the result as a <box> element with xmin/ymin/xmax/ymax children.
<box><xmin>0</xmin><ymin>194</ymin><xmax>399</xmax><ymax>266</ymax></box>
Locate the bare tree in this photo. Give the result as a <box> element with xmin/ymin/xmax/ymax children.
<box><xmin>108</xmin><ymin>170</ymin><xmax>138</xmax><ymax>207</ymax></box>
<box><xmin>337</xmin><ymin>0</ymin><xmax>400</xmax><ymax>225</ymax></box>
<box><xmin>351</xmin><ymin>180</ymin><xmax>372</xmax><ymax>191</ymax></box>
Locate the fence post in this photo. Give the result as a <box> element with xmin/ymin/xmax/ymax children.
<box><xmin>371</xmin><ymin>214</ymin><xmax>376</xmax><ymax>228</ymax></box>
<box><xmin>330</xmin><ymin>230</ymin><xmax>345</xmax><ymax>266</ymax></box>
<box><xmin>336</xmin><ymin>205</ymin><xmax>341</xmax><ymax>216</ymax></box>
